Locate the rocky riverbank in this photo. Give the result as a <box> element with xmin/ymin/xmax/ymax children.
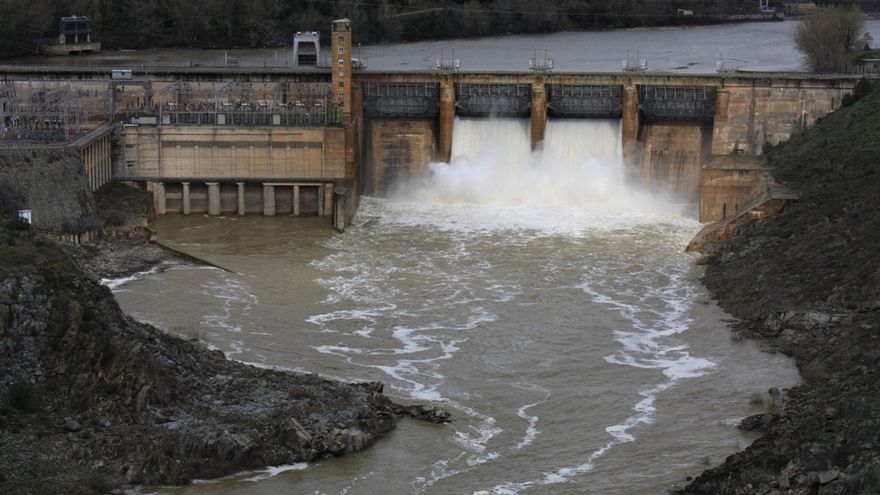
<box><xmin>680</xmin><ymin>83</ymin><xmax>880</xmax><ymax>494</ymax></box>
<box><xmin>0</xmin><ymin>210</ymin><xmax>449</xmax><ymax>494</ymax></box>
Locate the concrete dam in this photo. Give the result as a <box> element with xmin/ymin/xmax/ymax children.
<box><xmin>0</xmin><ymin>18</ymin><xmax>865</xmax><ymax>228</ymax></box>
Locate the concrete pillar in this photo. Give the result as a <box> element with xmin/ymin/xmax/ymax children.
<box><xmin>530</xmin><ymin>81</ymin><xmax>547</xmax><ymax>150</ymax></box>
<box><xmin>151</xmin><ymin>181</ymin><xmax>166</xmax><ymax>216</ymax></box>
<box><xmin>263</xmin><ymin>184</ymin><xmax>275</xmax><ymax>216</ymax></box>
<box><xmin>622</xmin><ymin>83</ymin><xmax>640</xmax><ymax>165</ymax></box>
<box><xmin>107</xmin><ymin>137</ymin><xmax>112</xmax><ymax>182</ymax></box>
<box><xmin>293</xmin><ymin>185</ymin><xmax>300</xmax><ymax>216</ymax></box>
<box><xmin>91</xmin><ymin>146</ymin><xmax>98</xmax><ymax>187</ymax></box>
<box><xmin>439</xmin><ymin>79</ymin><xmax>455</xmax><ymax>163</ymax></box>
<box><xmin>93</xmin><ymin>147</ymin><xmax>100</xmax><ymax>188</ymax></box>
<box><xmin>182</xmin><ymin>182</ymin><xmax>191</xmax><ymax>215</ymax></box>
<box><xmin>711</xmin><ymin>88</ymin><xmax>730</xmax><ymax>155</ymax></box>
<box><xmin>94</xmin><ymin>146</ymin><xmax>101</xmax><ymax>187</ymax></box>
<box><xmin>323</xmin><ymin>183</ymin><xmax>334</xmax><ymax>218</ymax></box>
<box><xmin>96</xmin><ymin>147</ymin><xmax>101</xmax><ymax>188</ymax></box>
<box><xmin>207</xmin><ymin>182</ymin><xmax>220</xmax><ymax>216</ymax></box>
<box><xmin>236</xmin><ymin>182</ymin><xmax>246</xmax><ymax>216</ymax></box>
<box><xmin>101</xmin><ymin>139</ymin><xmax>106</xmax><ymax>186</ymax></box>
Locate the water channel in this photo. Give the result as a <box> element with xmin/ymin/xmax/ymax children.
<box><xmin>110</xmin><ymin>117</ymin><xmax>801</xmax><ymax>494</ymax></box>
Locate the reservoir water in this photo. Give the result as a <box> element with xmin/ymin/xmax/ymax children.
<box><xmin>16</xmin><ymin>20</ymin><xmax>880</xmax><ymax>73</ymax></box>
<box><xmin>111</xmin><ymin>118</ymin><xmax>800</xmax><ymax>494</ymax></box>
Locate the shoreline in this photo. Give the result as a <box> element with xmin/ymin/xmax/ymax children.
<box><xmin>0</xmin><ymin>215</ymin><xmax>451</xmax><ymax>494</ymax></box>
<box><xmin>679</xmin><ymin>84</ymin><xmax>880</xmax><ymax>494</ymax></box>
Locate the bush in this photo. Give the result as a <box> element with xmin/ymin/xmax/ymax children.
<box><xmin>0</xmin><ymin>180</ymin><xmax>25</xmax><ymax>214</ymax></box>
<box><xmin>854</xmin><ymin>77</ymin><xmax>872</xmax><ymax>100</ymax></box>
<box><xmin>62</xmin><ymin>215</ymin><xmax>102</xmax><ymax>236</ymax></box>
<box><xmin>843</xmin><ymin>78</ymin><xmax>873</xmax><ymax>107</ymax></box>
<box><xmin>104</xmin><ymin>209</ymin><xmax>127</xmax><ymax>227</ymax></box>
<box><xmin>7</xmin><ymin>381</ymin><xmax>38</xmax><ymax>412</ymax></box>
<box><xmin>794</xmin><ymin>5</ymin><xmax>868</xmax><ymax>72</ymax></box>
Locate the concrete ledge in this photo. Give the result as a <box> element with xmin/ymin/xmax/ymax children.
<box><xmin>687</xmin><ymin>176</ymin><xmax>798</xmax><ymax>255</ymax></box>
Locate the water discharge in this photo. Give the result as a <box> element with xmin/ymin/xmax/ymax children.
<box><xmin>390</xmin><ymin>117</ymin><xmax>685</xmax><ymax>232</ymax></box>
<box><xmin>113</xmin><ymin>117</ymin><xmax>800</xmax><ymax>495</ymax></box>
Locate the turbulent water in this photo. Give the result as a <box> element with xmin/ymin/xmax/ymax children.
<box><xmin>113</xmin><ymin>118</ymin><xmax>799</xmax><ymax>495</ymax></box>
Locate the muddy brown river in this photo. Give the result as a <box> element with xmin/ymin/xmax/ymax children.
<box><xmin>110</xmin><ymin>119</ymin><xmax>799</xmax><ymax>494</ymax></box>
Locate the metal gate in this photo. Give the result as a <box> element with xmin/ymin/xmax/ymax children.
<box><xmin>639</xmin><ymin>86</ymin><xmax>716</xmax><ymax>123</ymax></box>
<box><xmin>364</xmin><ymin>83</ymin><xmax>440</xmax><ymax>117</ymax></box>
<box><xmin>455</xmin><ymin>83</ymin><xmax>531</xmax><ymax>117</ymax></box>
<box><xmin>547</xmin><ymin>84</ymin><xmax>622</xmax><ymax>118</ymax></box>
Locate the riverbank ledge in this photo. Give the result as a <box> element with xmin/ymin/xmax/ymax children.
<box><xmin>0</xmin><ymin>213</ymin><xmax>448</xmax><ymax>494</ymax></box>
<box><xmin>680</xmin><ymin>83</ymin><xmax>880</xmax><ymax>493</ymax></box>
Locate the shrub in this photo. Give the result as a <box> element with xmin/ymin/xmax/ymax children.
<box><xmin>62</xmin><ymin>215</ymin><xmax>102</xmax><ymax>236</ymax></box>
<box><xmin>794</xmin><ymin>5</ymin><xmax>868</xmax><ymax>72</ymax></box>
<box><xmin>843</xmin><ymin>78</ymin><xmax>873</xmax><ymax>107</ymax></box>
<box><xmin>7</xmin><ymin>381</ymin><xmax>38</xmax><ymax>412</ymax></box>
<box><xmin>104</xmin><ymin>209</ymin><xmax>127</xmax><ymax>227</ymax></box>
<box><xmin>0</xmin><ymin>180</ymin><xmax>25</xmax><ymax>214</ymax></box>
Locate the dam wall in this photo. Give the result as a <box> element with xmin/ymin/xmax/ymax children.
<box><xmin>637</xmin><ymin>123</ymin><xmax>712</xmax><ymax>204</ymax></box>
<box><xmin>368</xmin><ymin>119</ymin><xmax>435</xmax><ymax>196</ymax></box>
<box><xmin>711</xmin><ymin>83</ymin><xmax>850</xmax><ymax>155</ymax></box>
<box><xmin>352</xmin><ymin>73</ymin><xmax>858</xmax><ymax>217</ymax></box>
<box><xmin>0</xmin><ymin>60</ymin><xmax>867</xmax><ymax>225</ymax></box>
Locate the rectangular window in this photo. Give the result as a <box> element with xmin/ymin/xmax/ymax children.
<box><xmin>338</xmin><ymin>47</ymin><xmax>344</xmax><ymax>54</ymax></box>
<box><xmin>339</xmin><ymin>82</ymin><xmax>344</xmax><ymax>88</ymax></box>
<box><xmin>338</xmin><ymin>36</ymin><xmax>344</xmax><ymax>43</ymax></box>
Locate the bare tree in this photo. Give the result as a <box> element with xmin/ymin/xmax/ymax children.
<box><xmin>794</xmin><ymin>5</ymin><xmax>868</xmax><ymax>72</ymax></box>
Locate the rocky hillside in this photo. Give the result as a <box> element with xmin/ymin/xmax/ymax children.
<box><xmin>0</xmin><ymin>213</ymin><xmax>446</xmax><ymax>494</ymax></box>
<box><xmin>0</xmin><ymin>149</ymin><xmax>94</xmax><ymax>231</ymax></box>
<box><xmin>682</xmin><ymin>83</ymin><xmax>880</xmax><ymax>493</ymax></box>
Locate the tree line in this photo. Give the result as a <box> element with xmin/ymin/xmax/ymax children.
<box><xmin>0</xmin><ymin>0</ymin><xmax>780</xmax><ymax>59</ymax></box>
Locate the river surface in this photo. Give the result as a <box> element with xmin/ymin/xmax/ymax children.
<box><xmin>110</xmin><ymin>118</ymin><xmax>800</xmax><ymax>494</ymax></box>
<box><xmin>14</xmin><ymin>20</ymin><xmax>880</xmax><ymax>73</ymax></box>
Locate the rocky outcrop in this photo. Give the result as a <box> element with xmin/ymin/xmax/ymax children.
<box><xmin>0</xmin><ymin>149</ymin><xmax>94</xmax><ymax>230</ymax></box>
<box><xmin>0</xmin><ymin>217</ymin><xmax>446</xmax><ymax>494</ymax></box>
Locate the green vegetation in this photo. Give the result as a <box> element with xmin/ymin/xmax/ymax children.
<box><xmin>0</xmin><ymin>0</ymin><xmax>766</xmax><ymax>59</ymax></box>
<box><xmin>766</xmin><ymin>80</ymin><xmax>880</xmax><ymax>191</ymax></box>
<box><xmin>0</xmin><ymin>180</ymin><xmax>25</xmax><ymax>214</ymax></box>
<box><xmin>94</xmin><ymin>182</ymin><xmax>150</xmax><ymax>225</ymax></box>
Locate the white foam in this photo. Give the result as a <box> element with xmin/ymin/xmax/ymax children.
<box><xmin>197</xmin><ymin>273</ymin><xmax>259</xmax><ymax>357</ymax></box>
<box><xmin>382</xmin><ymin>117</ymin><xmax>694</xmax><ymax>234</ymax></box>
<box><xmin>479</xmin><ymin>247</ymin><xmax>714</xmax><ymax>493</ymax></box>
<box><xmin>305</xmin><ymin>118</ymin><xmax>707</xmax><ymax>492</ymax></box>
<box><xmin>241</xmin><ymin>463</ymin><xmax>308</xmax><ymax>482</ymax></box>
<box><xmin>412</xmin><ymin>401</ymin><xmax>504</xmax><ymax>491</ymax></box>
<box><xmin>100</xmin><ymin>265</ymin><xmax>162</xmax><ymax>290</ymax></box>
<box><xmin>513</xmin><ymin>402</ymin><xmax>541</xmax><ymax>450</ymax></box>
